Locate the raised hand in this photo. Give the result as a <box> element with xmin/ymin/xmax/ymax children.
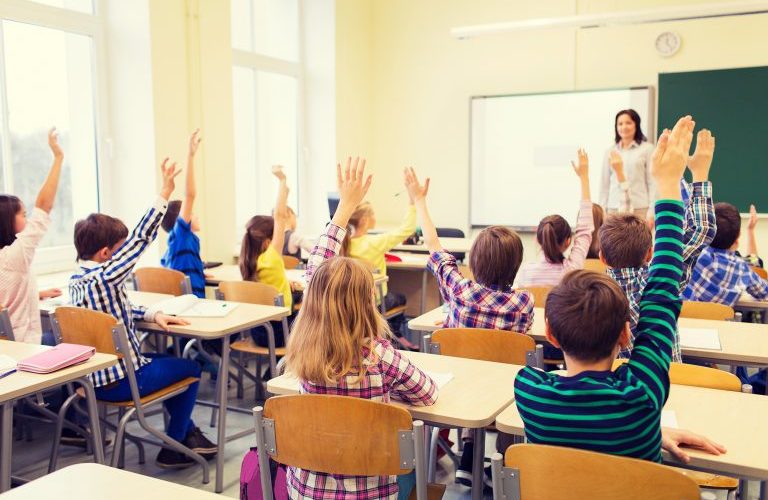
<box><xmin>687</xmin><ymin>128</ymin><xmax>715</xmax><ymax>182</ymax></box>
<box><xmin>188</xmin><ymin>129</ymin><xmax>202</xmax><ymax>157</ymax></box>
<box><xmin>749</xmin><ymin>204</ymin><xmax>758</xmax><ymax>231</ymax></box>
<box><xmin>160</xmin><ymin>157</ymin><xmax>183</xmax><ymax>200</ymax></box>
<box><xmin>48</xmin><ymin>127</ymin><xmax>63</xmax><ymax>159</ymax></box>
<box><xmin>651</xmin><ymin>116</ymin><xmax>695</xmax><ymax>199</ymax></box>
<box><xmin>404</xmin><ymin>167</ymin><xmax>430</xmax><ymax>203</ymax></box>
<box><xmin>332</xmin><ymin>156</ymin><xmax>373</xmax><ymax>228</ymax></box>
<box><xmin>272</xmin><ymin>164</ymin><xmax>287</xmax><ymax>181</ymax></box>
<box><xmin>571</xmin><ymin>148</ymin><xmax>589</xmax><ymax>178</ymax></box>
<box><xmin>609</xmin><ymin>150</ymin><xmax>624</xmax><ymax>180</ymax></box>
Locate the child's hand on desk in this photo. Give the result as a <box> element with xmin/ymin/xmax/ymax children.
<box><xmin>160</xmin><ymin>158</ymin><xmax>183</xmax><ymax>200</ymax></box>
<box><xmin>661</xmin><ymin>427</ymin><xmax>726</xmax><ymax>464</ymax></box>
<box><xmin>687</xmin><ymin>128</ymin><xmax>715</xmax><ymax>182</ymax></box>
<box><xmin>403</xmin><ymin>167</ymin><xmax>430</xmax><ymax>203</ymax></box>
<box><xmin>155</xmin><ymin>313</ymin><xmax>191</xmax><ymax>331</ymax></box>
<box><xmin>39</xmin><ymin>288</ymin><xmax>62</xmax><ymax>300</ymax></box>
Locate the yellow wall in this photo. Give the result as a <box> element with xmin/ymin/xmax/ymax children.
<box><xmin>337</xmin><ymin>0</ymin><xmax>768</xmax><ymax>257</ymax></box>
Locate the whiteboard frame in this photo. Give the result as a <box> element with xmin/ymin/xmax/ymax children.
<box><xmin>468</xmin><ymin>85</ymin><xmax>656</xmax><ymax>231</ymax></box>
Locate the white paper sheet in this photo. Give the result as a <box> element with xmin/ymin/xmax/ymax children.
<box><xmin>661</xmin><ymin>410</ymin><xmax>678</xmax><ymax>429</ymax></box>
<box><xmin>155</xmin><ymin>294</ymin><xmax>238</xmax><ymax>317</ymax></box>
<box><xmin>0</xmin><ymin>354</ymin><xmax>17</xmax><ymax>376</ymax></box>
<box><xmin>679</xmin><ymin>328</ymin><xmax>721</xmax><ymax>350</ymax></box>
<box><xmin>424</xmin><ymin>370</ymin><xmax>454</xmax><ymax>389</ymax></box>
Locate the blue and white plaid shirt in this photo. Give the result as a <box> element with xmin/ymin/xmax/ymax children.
<box><xmin>69</xmin><ymin>197</ymin><xmax>167</xmax><ymax>387</ymax></box>
<box><xmin>683</xmin><ymin>246</ymin><xmax>768</xmax><ymax>307</ymax></box>
<box><xmin>608</xmin><ymin>181</ymin><xmax>716</xmax><ymax>361</ymax></box>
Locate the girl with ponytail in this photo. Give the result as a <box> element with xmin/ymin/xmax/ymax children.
<box><xmin>515</xmin><ymin>149</ymin><xmax>595</xmax><ymax>293</ymax></box>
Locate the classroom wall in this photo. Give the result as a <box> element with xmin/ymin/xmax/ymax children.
<box><xmin>336</xmin><ymin>0</ymin><xmax>768</xmax><ymax>260</ymax></box>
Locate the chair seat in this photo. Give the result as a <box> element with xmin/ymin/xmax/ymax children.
<box><xmin>231</xmin><ymin>339</ymin><xmax>287</xmax><ymax>356</ymax></box>
<box><xmin>671</xmin><ymin>467</ymin><xmax>739</xmax><ymax>490</ymax></box>
<box><xmin>408</xmin><ymin>483</ymin><xmax>446</xmax><ymax>500</ymax></box>
<box><xmin>383</xmin><ymin>305</ymin><xmax>407</xmax><ymax>319</ymax></box>
<box><xmin>76</xmin><ymin>377</ymin><xmax>199</xmax><ymax>407</ymax></box>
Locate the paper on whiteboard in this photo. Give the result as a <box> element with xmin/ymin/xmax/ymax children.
<box><xmin>679</xmin><ymin>328</ymin><xmax>721</xmax><ymax>350</ymax></box>
<box><xmin>661</xmin><ymin>410</ymin><xmax>678</xmax><ymax>429</ymax></box>
<box><xmin>424</xmin><ymin>370</ymin><xmax>454</xmax><ymax>389</ymax></box>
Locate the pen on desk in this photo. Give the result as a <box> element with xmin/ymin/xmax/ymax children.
<box><xmin>0</xmin><ymin>369</ymin><xmax>17</xmax><ymax>380</ymax></box>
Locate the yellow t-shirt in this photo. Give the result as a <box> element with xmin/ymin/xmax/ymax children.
<box><xmin>348</xmin><ymin>205</ymin><xmax>417</xmax><ymax>295</ymax></box>
<box><xmin>256</xmin><ymin>245</ymin><xmax>292</xmax><ymax>309</ymax></box>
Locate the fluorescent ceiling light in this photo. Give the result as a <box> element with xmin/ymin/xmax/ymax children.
<box><xmin>451</xmin><ymin>0</ymin><xmax>768</xmax><ymax>39</ymax></box>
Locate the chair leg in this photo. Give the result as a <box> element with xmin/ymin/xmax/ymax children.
<box><xmin>48</xmin><ymin>392</ymin><xmax>81</xmax><ymax>473</ymax></box>
<box><xmin>111</xmin><ymin>407</ymin><xmax>134</xmax><ymax>468</ymax></box>
<box><xmin>182</xmin><ymin>339</ymin><xmax>198</xmax><ymax>359</ymax></box>
<box><xmin>428</xmin><ymin>426</ymin><xmax>439</xmax><ymax>483</ymax></box>
<box><xmin>237</xmin><ymin>352</ymin><xmax>245</xmax><ymax>399</ymax></box>
<box><xmin>209</xmin><ymin>373</ymin><xmax>220</xmax><ymax>428</ymax></box>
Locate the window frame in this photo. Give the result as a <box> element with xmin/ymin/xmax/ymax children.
<box><xmin>231</xmin><ymin>0</ymin><xmax>306</xmax><ymax>221</ymax></box>
<box><xmin>0</xmin><ymin>0</ymin><xmax>109</xmax><ymax>273</ymax></box>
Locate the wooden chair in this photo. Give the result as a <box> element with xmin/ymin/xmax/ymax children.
<box><xmin>680</xmin><ymin>301</ymin><xmax>735</xmax><ymax>321</ymax></box>
<box><xmin>583</xmin><ymin>258</ymin><xmax>608</xmax><ymax>273</ymax></box>
<box><xmin>613</xmin><ymin>359</ymin><xmax>741</xmax><ymax>492</ymax></box>
<box><xmin>133</xmin><ymin>267</ymin><xmax>191</xmax><ymax>296</ymax></box>
<box><xmin>281</xmin><ymin>255</ymin><xmax>301</xmax><ymax>270</ymax></box>
<box><xmin>0</xmin><ymin>307</ymin><xmax>14</xmax><ymax>341</ymax></box>
<box><xmin>426</xmin><ymin>328</ymin><xmax>542</xmax><ymax>368</ymax></box>
<box><xmin>254</xmin><ymin>395</ymin><xmax>441</xmax><ymax>500</ymax></box>
<box><xmin>752</xmin><ymin>266</ymin><xmax>768</xmax><ymax>279</ymax></box>
<box><xmin>522</xmin><ymin>286</ymin><xmax>552</xmax><ymax>309</ymax></box>
<box><xmin>491</xmin><ymin>444</ymin><xmax>699</xmax><ymax>500</ymax></box>
<box><xmin>48</xmin><ymin>307</ymin><xmax>207</xmax><ymax>480</ymax></box>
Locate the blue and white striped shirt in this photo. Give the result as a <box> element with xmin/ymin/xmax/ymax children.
<box><xmin>69</xmin><ymin>197</ymin><xmax>167</xmax><ymax>387</ymax></box>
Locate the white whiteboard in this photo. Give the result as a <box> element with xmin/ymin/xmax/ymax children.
<box><xmin>470</xmin><ymin>88</ymin><xmax>653</xmax><ymax>228</ymax></box>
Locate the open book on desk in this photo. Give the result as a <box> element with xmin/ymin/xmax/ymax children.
<box><xmin>154</xmin><ymin>294</ymin><xmax>239</xmax><ymax>318</ymax></box>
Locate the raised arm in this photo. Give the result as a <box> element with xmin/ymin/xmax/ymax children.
<box><xmin>747</xmin><ymin>204</ymin><xmax>759</xmax><ymax>257</ymax></box>
<box><xmin>180</xmin><ymin>129</ymin><xmax>201</xmax><ymax>223</ymax></box>
<box><xmin>270</xmin><ymin>165</ymin><xmax>290</xmax><ymax>254</ymax></box>
<box><xmin>564</xmin><ymin>149</ymin><xmax>595</xmax><ymax>271</ymax></box>
<box><xmin>305</xmin><ymin>157</ymin><xmax>372</xmax><ymax>284</ymax></box>
<box><xmin>35</xmin><ymin>128</ymin><xmax>64</xmax><ymax>213</ymax></box>
<box><xmin>102</xmin><ymin>158</ymin><xmax>181</xmax><ymax>282</ymax></box>
<box><xmin>405</xmin><ymin>167</ymin><xmax>440</xmax><ymax>253</ymax></box>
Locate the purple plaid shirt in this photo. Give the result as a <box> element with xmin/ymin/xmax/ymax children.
<box><xmin>428</xmin><ymin>251</ymin><xmax>534</xmax><ymax>333</ymax></box>
<box><xmin>288</xmin><ymin>223</ymin><xmax>437</xmax><ymax>499</ymax></box>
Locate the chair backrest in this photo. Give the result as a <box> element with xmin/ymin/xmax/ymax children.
<box><xmin>493</xmin><ymin>444</ymin><xmax>699</xmax><ymax>500</ymax></box>
<box><xmin>0</xmin><ymin>307</ymin><xmax>15</xmax><ymax>341</ymax></box>
<box><xmin>133</xmin><ymin>267</ymin><xmax>189</xmax><ymax>296</ymax></box>
<box><xmin>282</xmin><ymin>255</ymin><xmax>301</xmax><ymax>270</ymax></box>
<box><xmin>430</xmin><ymin>328</ymin><xmax>536</xmax><ymax>366</ymax></box>
<box><xmin>218</xmin><ymin>280</ymin><xmax>282</xmax><ymax>306</ymax></box>
<box><xmin>613</xmin><ymin>359</ymin><xmax>741</xmax><ymax>392</ymax></box>
<box><xmin>583</xmin><ymin>258</ymin><xmax>608</xmax><ymax>274</ymax></box>
<box><xmin>680</xmin><ymin>301</ymin><xmax>735</xmax><ymax>321</ymax></box>
<box><xmin>51</xmin><ymin>306</ymin><xmax>120</xmax><ymax>356</ymax></box>
<box><xmin>752</xmin><ymin>266</ymin><xmax>768</xmax><ymax>279</ymax></box>
<box><xmin>435</xmin><ymin>227</ymin><xmax>465</xmax><ymax>239</ymax></box>
<box><xmin>260</xmin><ymin>394</ymin><xmax>418</xmax><ymax>476</ymax></box>
<box><xmin>522</xmin><ymin>286</ymin><xmax>552</xmax><ymax>309</ymax></box>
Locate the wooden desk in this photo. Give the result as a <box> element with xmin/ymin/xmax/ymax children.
<box><xmin>205</xmin><ymin>264</ymin><xmax>388</xmax><ymax>289</ymax></box>
<box><xmin>735</xmin><ymin>294</ymin><xmax>768</xmax><ymax>324</ymax></box>
<box><xmin>409</xmin><ymin>307</ymin><xmax>768</xmax><ymax>367</ymax></box>
<box><xmin>128</xmin><ymin>291</ymin><xmax>289</xmax><ymax>493</ymax></box>
<box><xmin>267</xmin><ymin>350</ymin><xmax>520</xmax><ymax>500</ymax></box>
<box><xmin>0</xmin><ymin>341</ymin><xmax>116</xmax><ymax>492</ymax></box>
<box><xmin>394</xmin><ymin>237</ymin><xmax>473</xmax><ymax>254</ymax></box>
<box><xmin>387</xmin><ymin>253</ymin><xmax>439</xmax><ymax>316</ymax></box>
<box><xmin>495</xmin><ymin>384</ymin><xmax>768</xmax><ymax>481</ymax></box>
<box><xmin>0</xmin><ymin>463</ymin><xmax>222</xmax><ymax>499</ymax></box>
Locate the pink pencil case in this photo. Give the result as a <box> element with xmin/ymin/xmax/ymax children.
<box><xmin>17</xmin><ymin>343</ymin><xmax>96</xmax><ymax>374</ymax></box>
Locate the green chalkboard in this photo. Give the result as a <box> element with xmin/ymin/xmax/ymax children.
<box><xmin>658</xmin><ymin>66</ymin><xmax>768</xmax><ymax>213</ymax></box>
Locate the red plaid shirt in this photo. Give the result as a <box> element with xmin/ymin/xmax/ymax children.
<box><xmin>428</xmin><ymin>251</ymin><xmax>534</xmax><ymax>333</ymax></box>
<box><xmin>287</xmin><ymin>223</ymin><xmax>437</xmax><ymax>499</ymax></box>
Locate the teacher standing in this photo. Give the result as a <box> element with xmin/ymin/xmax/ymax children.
<box><xmin>599</xmin><ymin>109</ymin><xmax>655</xmax><ymax>217</ymax></box>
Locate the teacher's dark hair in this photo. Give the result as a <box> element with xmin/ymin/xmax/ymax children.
<box><xmin>614</xmin><ymin>109</ymin><xmax>647</xmax><ymax>144</ymax></box>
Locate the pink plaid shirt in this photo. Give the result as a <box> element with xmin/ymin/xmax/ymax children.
<box><xmin>428</xmin><ymin>250</ymin><xmax>534</xmax><ymax>333</ymax></box>
<box><xmin>287</xmin><ymin>223</ymin><xmax>437</xmax><ymax>499</ymax></box>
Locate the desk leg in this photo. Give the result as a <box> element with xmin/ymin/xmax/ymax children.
<box><xmin>471</xmin><ymin>427</ymin><xmax>485</xmax><ymax>500</ymax></box>
<box><xmin>77</xmin><ymin>377</ymin><xmax>105</xmax><ymax>465</ymax></box>
<box><xmin>760</xmin><ymin>479</ymin><xmax>767</xmax><ymax>500</ymax></box>
<box><xmin>215</xmin><ymin>335</ymin><xmax>231</xmax><ymax>493</ymax></box>
<box><xmin>0</xmin><ymin>403</ymin><xmax>11</xmax><ymax>493</ymax></box>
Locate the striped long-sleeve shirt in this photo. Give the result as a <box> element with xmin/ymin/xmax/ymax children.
<box><xmin>514</xmin><ymin>199</ymin><xmax>684</xmax><ymax>462</ymax></box>
<box><xmin>69</xmin><ymin>197</ymin><xmax>167</xmax><ymax>387</ymax></box>
<box><xmin>608</xmin><ymin>181</ymin><xmax>716</xmax><ymax>361</ymax></box>
<box><xmin>288</xmin><ymin>222</ymin><xmax>437</xmax><ymax>499</ymax></box>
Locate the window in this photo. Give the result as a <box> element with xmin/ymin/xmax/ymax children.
<box><xmin>231</xmin><ymin>0</ymin><xmax>301</xmax><ymax>233</ymax></box>
<box><xmin>0</xmin><ymin>0</ymin><xmax>105</xmax><ymax>269</ymax></box>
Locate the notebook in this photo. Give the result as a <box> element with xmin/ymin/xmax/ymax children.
<box><xmin>16</xmin><ymin>343</ymin><xmax>95</xmax><ymax>374</ymax></box>
<box><xmin>0</xmin><ymin>354</ymin><xmax>16</xmax><ymax>377</ymax></box>
<box><xmin>679</xmin><ymin>327</ymin><xmax>722</xmax><ymax>350</ymax></box>
<box><xmin>154</xmin><ymin>294</ymin><xmax>238</xmax><ymax>318</ymax></box>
